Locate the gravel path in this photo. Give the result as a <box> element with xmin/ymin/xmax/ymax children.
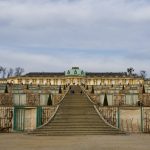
<box><xmin>0</xmin><ymin>133</ymin><xmax>150</xmax><ymax>150</ymax></box>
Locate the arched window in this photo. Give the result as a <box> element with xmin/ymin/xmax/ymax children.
<box><xmin>67</xmin><ymin>70</ymin><xmax>70</xmax><ymax>74</ymax></box>
<box><xmin>74</xmin><ymin>70</ymin><xmax>77</xmax><ymax>74</ymax></box>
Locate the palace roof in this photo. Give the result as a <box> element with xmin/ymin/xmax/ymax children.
<box><xmin>24</xmin><ymin>72</ymin><xmax>140</xmax><ymax>78</ymax></box>
<box><xmin>23</xmin><ymin>67</ymin><xmax>140</xmax><ymax>78</ymax></box>
<box><xmin>24</xmin><ymin>72</ymin><xmax>65</xmax><ymax>77</ymax></box>
<box><xmin>86</xmin><ymin>72</ymin><xmax>128</xmax><ymax>77</ymax></box>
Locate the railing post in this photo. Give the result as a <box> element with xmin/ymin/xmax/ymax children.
<box><xmin>141</xmin><ymin>106</ymin><xmax>143</xmax><ymax>132</ymax></box>
<box><xmin>13</xmin><ymin>107</ymin><xmax>16</xmax><ymax>131</ymax></box>
<box><xmin>117</xmin><ymin>106</ymin><xmax>120</xmax><ymax>128</ymax></box>
<box><xmin>36</xmin><ymin>106</ymin><xmax>42</xmax><ymax>128</ymax></box>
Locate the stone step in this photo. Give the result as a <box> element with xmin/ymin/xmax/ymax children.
<box><xmin>52</xmin><ymin>119</ymin><xmax>104</xmax><ymax>122</ymax></box>
<box><xmin>51</xmin><ymin>120</ymin><xmax>107</xmax><ymax>123</ymax></box>
<box><xmin>50</xmin><ymin>122</ymin><xmax>105</xmax><ymax>126</ymax></box>
<box><xmin>57</xmin><ymin>109</ymin><xmax>96</xmax><ymax>112</ymax></box>
<box><xmin>56</xmin><ymin>113</ymin><xmax>98</xmax><ymax>115</ymax></box>
<box><xmin>41</xmin><ymin>125</ymin><xmax>113</xmax><ymax>129</ymax></box>
<box><xmin>48</xmin><ymin>122</ymin><xmax>106</xmax><ymax>125</ymax></box>
<box><xmin>54</xmin><ymin>116</ymin><xmax>101</xmax><ymax>119</ymax></box>
<box><xmin>52</xmin><ymin>118</ymin><xmax>102</xmax><ymax>123</ymax></box>
<box><xmin>63</xmin><ymin>98</ymin><xmax>89</xmax><ymax>100</ymax></box>
<box><xmin>49</xmin><ymin>121</ymin><xmax>106</xmax><ymax>124</ymax></box>
<box><xmin>61</xmin><ymin>103</ymin><xmax>91</xmax><ymax>105</ymax></box>
<box><xmin>59</xmin><ymin>106</ymin><xmax>93</xmax><ymax>108</ymax></box>
<box><xmin>30</xmin><ymin>129</ymin><xmax>120</xmax><ymax>133</ymax></box>
<box><xmin>53</xmin><ymin>115</ymin><xmax>102</xmax><ymax>119</ymax></box>
<box><xmin>54</xmin><ymin>115</ymin><xmax>101</xmax><ymax>119</ymax></box>
<box><xmin>58</xmin><ymin>106</ymin><xmax>95</xmax><ymax>109</ymax></box>
<box><xmin>28</xmin><ymin>85</ymin><xmax>124</xmax><ymax>136</ymax></box>
<box><xmin>29</xmin><ymin>131</ymin><xmax>124</xmax><ymax>136</ymax></box>
<box><xmin>60</xmin><ymin>105</ymin><xmax>92</xmax><ymax>107</ymax></box>
<box><xmin>35</xmin><ymin>129</ymin><xmax>118</xmax><ymax>132</ymax></box>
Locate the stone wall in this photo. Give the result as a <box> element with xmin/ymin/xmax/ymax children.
<box><xmin>120</xmin><ymin>108</ymin><xmax>141</xmax><ymax>132</ymax></box>
<box><xmin>89</xmin><ymin>93</ymin><xmax>150</xmax><ymax>106</ymax></box>
<box><xmin>0</xmin><ymin>107</ymin><xmax>13</xmax><ymax>132</ymax></box>
<box><xmin>98</xmin><ymin>106</ymin><xmax>150</xmax><ymax>133</ymax></box>
<box><xmin>42</xmin><ymin>106</ymin><xmax>57</xmax><ymax>125</ymax></box>
<box><xmin>52</xmin><ymin>94</ymin><xmax>64</xmax><ymax>105</ymax></box>
<box><xmin>0</xmin><ymin>93</ymin><xmax>64</xmax><ymax>106</ymax></box>
<box><xmin>0</xmin><ymin>106</ymin><xmax>57</xmax><ymax>132</ymax></box>
<box><xmin>0</xmin><ymin>93</ymin><xmax>13</xmax><ymax>106</ymax></box>
<box><xmin>98</xmin><ymin>106</ymin><xmax>117</xmax><ymax>127</ymax></box>
<box><xmin>143</xmin><ymin>107</ymin><xmax>150</xmax><ymax>132</ymax></box>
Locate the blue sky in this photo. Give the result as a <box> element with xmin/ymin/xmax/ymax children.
<box><xmin>0</xmin><ymin>0</ymin><xmax>150</xmax><ymax>75</ymax></box>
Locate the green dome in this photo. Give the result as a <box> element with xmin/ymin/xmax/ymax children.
<box><xmin>65</xmin><ymin>67</ymin><xmax>86</xmax><ymax>76</ymax></box>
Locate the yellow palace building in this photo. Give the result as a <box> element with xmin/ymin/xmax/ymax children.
<box><xmin>1</xmin><ymin>67</ymin><xmax>144</xmax><ymax>85</ymax></box>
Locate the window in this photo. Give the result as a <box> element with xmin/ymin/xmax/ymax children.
<box><xmin>67</xmin><ymin>70</ymin><xmax>70</xmax><ymax>74</ymax></box>
<box><xmin>74</xmin><ymin>70</ymin><xmax>77</xmax><ymax>74</ymax></box>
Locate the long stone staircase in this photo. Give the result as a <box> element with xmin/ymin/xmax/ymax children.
<box><xmin>29</xmin><ymin>85</ymin><xmax>125</xmax><ymax>135</ymax></box>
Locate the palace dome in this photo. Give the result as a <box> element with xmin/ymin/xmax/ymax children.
<box><xmin>65</xmin><ymin>67</ymin><xmax>86</xmax><ymax>76</ymax></box>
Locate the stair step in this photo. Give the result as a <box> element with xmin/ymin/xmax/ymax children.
<box><xmin>50</xmin><ymin>124</ymin><xmax>106</xmax><ymax>126</ymax></box>
<box><xmin>60</xmin><ymin>106</ymin><xmax>92</xmax><ymax>107</ymax></box>
<box><xmin>29</xmin><ymin>131</ymin><xmax>124</xmax><ymax>135</ymax></box>
<box><xmin>52</xmin><ymin>118</ymin><xmax>103</xmax><ymax>121</ymax></box>
<box><xmin>40</xmin><ymin>126</ymin><xmax>115</xmax><ymax>130</ymax></box>
<box><xmin>30</xmin><ymin>130</ymin><xmax>121</xmax><ymax>134</ymax></box>
<box><xmin>54</xmin><ymin>116</ymin><xmax>101</xmax><ymax>119</ymax></box>
<box><xmin>48</xmin><ymin>122</ymin><xmax>106</xmax><ymax>125</ymax></box>
<box><xmin>28</xmin><ymin>85</ymin><xmax>124</xmax><ymax>136</ymax></box>
<box><xmin>35</xmin><ymin>129</ymin><xmax>118</xmax><ymax>132</ymax></box>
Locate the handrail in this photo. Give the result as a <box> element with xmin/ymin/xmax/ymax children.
<box><xmin>80</xmin><ymin>86</ymin><xmax>96</xmax><ymax>104</ymax></box>
<box><xmin>94</xmin><ymin>105</ymin><xmax>119</xmax><ymax>130</ymax></box>
<box><xmin>80</xmin><ymin>85</ymin><xmax>121</xmax><ymax>130</ymax></box>
<box><xmin>54</xmin><ymin>87</ymin><xmax>70</xmax><ymax>106</ymax></box>
<box><xmin>37</xmin><ymin>105</ymin><xmax>59</xmax><ymax>129</ymax></box>
<box><xmin>35</xmin><ymin>87</ymin><xmax>70</xmax><ymax>130</ymax></box>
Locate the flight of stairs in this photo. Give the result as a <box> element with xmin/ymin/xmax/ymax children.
<box><xmin>28</xmin><ymin>85</ymin><xmax>125</xmax><ymax>136</ymax></box>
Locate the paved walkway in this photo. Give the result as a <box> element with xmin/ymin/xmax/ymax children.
<box><xmin>0</xmin><ymin>133</ymin><xmax>150</xmax><ymax>150</ymax></box>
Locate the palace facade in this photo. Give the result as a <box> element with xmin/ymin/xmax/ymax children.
<box><xmin>0</xmin><ymin>67</ymin><xmax>150</xmax><ymax>133</ymax></box>
<box><xmin>1</xmin><ymin>67</ymin><xmax>144</xmax><ymax>85</ymax></box>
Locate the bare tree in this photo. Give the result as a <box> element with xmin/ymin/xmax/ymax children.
<box><xmin>0</xmin><ymin>66</ymin><xmax>3</xmax><ymax>78</ymax></box>
<box><xmin>0</xmin><ymin>67</ymin><xmax>7</xmax><ymax>78</ymax></box>
<box><xmin>15</xmin><ymin>67</ymin><xmax>24</xmax><ymax>76</ymax></box>
<box><xmin>140</xmin><ymin>70</ymin><xmax>147</xmax><ymax>79</ymax></box>
<box><xmin>7</xmin><ymin>68</ymin><xmax>14</xmax><ymax>78</ymax></box>
<box><xmin>127</xmin><ymin>67</ymin><xmax>134</xmax><ymax>76</ymax></box>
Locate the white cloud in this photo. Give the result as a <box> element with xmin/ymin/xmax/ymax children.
<box><xmin>0</xmin><ymin>0</ymin><xmax>150</xmax><ymax>75</ymax></box>
<box><xmin>0</xmin><ymin>48</ymin><xmax>149</xmax><ymax>77</ymax></box>
<box><xmin>0</xmin><ymin>0</ymin><xmax>149</xmax><ymax>49</ymax></box>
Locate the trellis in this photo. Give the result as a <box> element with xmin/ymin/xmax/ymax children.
<box><xmin>0</xmin><ymin>107</ymin><xmax>13</xmax><ymax>132</ymax></box>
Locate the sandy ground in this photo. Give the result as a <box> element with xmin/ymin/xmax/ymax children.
<box><xmin>0</xmin><ymin>133</ymin><xmax>150</xmax><ymax>150</ymax></box>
